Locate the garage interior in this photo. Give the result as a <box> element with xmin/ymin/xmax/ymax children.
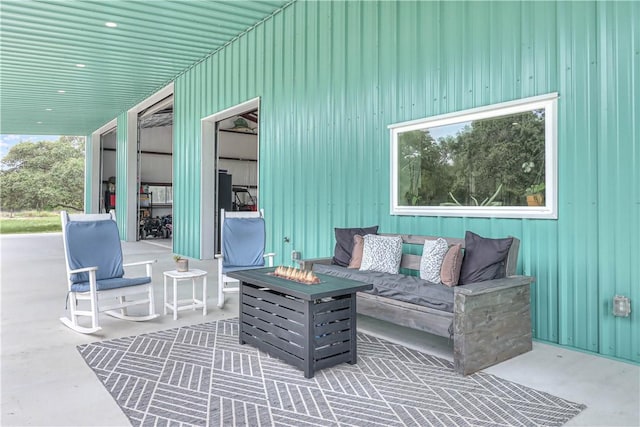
<box><xmin>99</xmin><ymin>99</ymin><xmax>259</xmax><ymax>244</ymax></box>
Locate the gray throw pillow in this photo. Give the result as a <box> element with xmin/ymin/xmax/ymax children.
<box><xmin>459</xmin><ymin>231</ymin><xmax>513</xmax><ymax>285</ymax></box>
<box><xmin>332</xmin><ymin>226</ymin><xmax>379</xmax><ymax>266</ymax></box>
<box><xmin>419</xmin><ymin>238</ymin><xmax>449</xmax><ymax>283</ymax></box>
<box><xmin>359</xmin><ymin>235</ymin><xmax>403</xmax><ymax>274</ymax></box>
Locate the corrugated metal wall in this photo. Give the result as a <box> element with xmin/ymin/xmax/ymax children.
<box><xmin>172</xmin><ymin>0</ymin><xmax>638</xmax><ymax>363</ymax></box>
<box><xmin>594</xmin><ymin>1</ymin><xmax>639</xmax><ymax>362</ymax></box>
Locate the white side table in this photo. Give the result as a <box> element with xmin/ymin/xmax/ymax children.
<box><xmin>163</xmin><ymin>269</ymin><xmax>208</xmax><ymax>320</ymax></box>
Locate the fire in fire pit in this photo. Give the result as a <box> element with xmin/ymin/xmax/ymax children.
<box><xmin>271</xmin><ymin>266</ymin><xmax>321</xmax><ymax>284</ymax></box>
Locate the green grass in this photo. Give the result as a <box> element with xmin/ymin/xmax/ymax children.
<box><xmin>0</xmin><ymin>211</ymin><xmax>62</xmax><ymax>234</ymax></box>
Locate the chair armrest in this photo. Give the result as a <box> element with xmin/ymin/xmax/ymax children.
<box><xmin>68</xmin><ymin>266</ymin><xmax>98</xmax><ymax>294</ymax></box>
<box><xmin>69</xmin><ymin>266</ymin><xmax>98</xmax><ymax>274</ymax></box>
<box><xmin>123</xmin><ymin>259</ymin><xmax>156</xmax><ymax>277</ymax></box>
<box><xmin>298</xmin><ymin>257</ymin><xmax>332</xmax><ymax>271</ymax></box>
<box><xmin>123</xmin><ymin>260</ymin><xmax>157</xmax><ymax>267</ymax></box>
<box><xmin>214</xmin><ymin>253</ymin><xmax>223</xmax><ymax>259</ymax></box>
<box><xmin>264</xmin><ymin>252</ymin><xmax>275</xmax><ymax>267</ymax></box>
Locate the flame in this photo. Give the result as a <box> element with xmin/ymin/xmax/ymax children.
<box><xmin>273</xmin><ymin>266</ymin><xmax>321</xmax><ymax>284</ymax></box>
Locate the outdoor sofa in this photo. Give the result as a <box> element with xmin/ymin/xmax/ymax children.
<box><xmin>300</xmin><ymin>228</ymin><xmax>535</xmax><ymax>375</ymax></box>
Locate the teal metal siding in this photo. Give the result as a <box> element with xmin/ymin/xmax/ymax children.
<box><xmin>555</xmin><ymin>1</ymin><xmax>600</xmax><ymax>353</ymax></box>
<box><xmin>172</xmin><ymin>1</ymin><xmax>638</xmax><ymax>363</ymax></box>
<box><xmin>595</xmin><ymin>1</ymin><xmax>639</xmax><ymax>361</ymax></box>
<box><xmin>173</xmin><ymin>72</ymin><xmax>205</xmax><ymax>257</ymax></box>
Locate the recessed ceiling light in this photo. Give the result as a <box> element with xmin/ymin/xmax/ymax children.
<box><xmin>45</xmin><ymin>108</ymin><xmax>53</xmax><ymax>111</ymax></box>
<box><xmin>37</xmin><ymin>121</ymin><xmax>43</xmax><ymax>124</ymax></box>
<box><xmin>58</xmin><ymin>90</ymin><xmax>65</xmax><ymax>93</ymax></box>
<box><xmin>75</xmin><ymin>63</ymin><xmax>86</xmax><ymax>68</ymax></box>
<box><xmin>105</xmin><ymin>22</ymin><xmax>117</xmax><ymax>27</ymax></box>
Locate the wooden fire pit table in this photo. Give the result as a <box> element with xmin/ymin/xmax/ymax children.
<box><xmin>227</xmin><ymin>267</ymin><xmax>372</xmax><ymax>378</ymax></box>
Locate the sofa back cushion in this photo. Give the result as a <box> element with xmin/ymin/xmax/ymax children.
<box><xmin>459</xmin><ymin>231</ymin><xmax>513</xmax><ymax>284</ymax></box>
<box><xmin>332</xmin><ymin>225</ymin><xmax>379</xmax><ymax>266</ymax></box>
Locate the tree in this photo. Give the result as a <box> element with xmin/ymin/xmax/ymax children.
<box><xmin>0</xmin><ymin>137</ymin><xmax>85</xmax><ymax>212</ymax></box>
<box><xmin>446</xmin><ymin>111</ymin><xmax>545</xmax><ymax>205</ymax></box>
<box><xmin>398</xmin><ymin>130</ymin><xmax>456</xmax><ymax>206</ymax></box>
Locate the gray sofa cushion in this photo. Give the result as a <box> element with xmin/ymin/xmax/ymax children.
<box><xmin>314</xmin><ymin>264</ymin><xmax>454</xmax><ymax>313</ymax></box>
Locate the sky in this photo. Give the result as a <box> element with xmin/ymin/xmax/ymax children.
<box><xmin>428</xmin><ymin>121</ymin><xmax>469</xmax><ymax>142</ymax></box>
<box><xmin>0</xmin><ymin>134</ymin><xmax>61</xmax><ymax>160</ymax></box>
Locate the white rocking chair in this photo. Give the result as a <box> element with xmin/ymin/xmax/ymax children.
<box><xmin>215</xmin><ymin>209</ymin><xmax>275</xmax><ymax>308</ymax></box>
<box><xmin>60</xmin><ymin>210</ymin><xmax>159</xmax><ymax>334</ymax></box>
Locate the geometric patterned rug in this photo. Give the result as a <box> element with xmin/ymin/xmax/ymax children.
<box><xmin>78</xmin><ymin>318</ymin><xmax>586</xmax><ymax>426</ymax></box>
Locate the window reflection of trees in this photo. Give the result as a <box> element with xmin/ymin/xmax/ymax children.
<box><xmin>397</xmin><ymin>110</ymin><xmax>545</xmax><ymax>207</ymax></box>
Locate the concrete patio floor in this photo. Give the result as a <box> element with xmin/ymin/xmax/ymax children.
<box><xmin>1</xmin><ymin>232</ymin><xmax>638</xmax><ymax>426</ymax></box>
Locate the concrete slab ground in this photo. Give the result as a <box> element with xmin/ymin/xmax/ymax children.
<box><xmin>1</xmin><ymin>232</ymin><xmax>638</xmax><ymax>426</ymax></box>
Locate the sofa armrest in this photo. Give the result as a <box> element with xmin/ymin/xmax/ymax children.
<box><xmin>298</xmin><ymin>257</ymin><xmax>332</xmax><ymax>271</ymax></box>
<box><xmin>453</xmin><ymin>274</ymin><xmax>535</xmax><ymax>375</ymax></box>
<box><xmin>454</xmin><ymin>275</ymin><xmax>535</xmax><ymax>296</ymax></box>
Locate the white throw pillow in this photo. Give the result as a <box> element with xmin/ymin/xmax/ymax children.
<box><xmin>359</xmin><ymin>235</ymin><xmax>403</xmax><ymax>274</ymax></box>
<box><xmin>420</xmin><ymin>238</ymin><xmax>449</xmax><ymax>283</ymax></box>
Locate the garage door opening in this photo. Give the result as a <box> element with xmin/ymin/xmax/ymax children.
<box><xmin>99</xmin><ymin>126</ymin><xmax>117</xmax><ymax>213</ymax></box>
<box><xmin>200</xmin><ymin>97</ymin><xmax>260</xmax><ymax>259</ymax></box>
<box><xmin>137</xmin><ymin>95</ymin><xmax>173</xmax><ymax>242</ymax></box>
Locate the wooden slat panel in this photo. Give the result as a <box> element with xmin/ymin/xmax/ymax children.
<box><xmin>315</xmin><ymin>307</ymin><xmax>351</xmax><ymax>324</ymax></box>
<box><xmin>242</xmin><ymin>283</ymin><xmax>305</xmax><ymax>309</ymax></box>
<box><xmin>241</xmin><ymin>324</ymin><xmax>304</xmax><ymax>358</ymax></box>
<box><xmin>312</xmin><ymin>296</ymin><xmax>351</xmax><ymax>314</ymax></box>
<box><xmin>314</xmin><ymin>352</ymin><xmax>352</xmax><ymax>370</ymax></box>
<box><xmin>242</xmin><ymin>293</ymin><xmax>305</xmax><ymax>324</ymax></box>
<box><xmin>315</xmin><ymin>318</ymin><xmax>350</xmax><ymax>336</ymax></box>
<box><xmin>241</xmin><ymin>333</ymin><xmax>304</xmax><ymax>370</ymax></box>
<box><xmin>380</xmin><ymin>233</ymin><xmax>465</xmax><ymax>247</ymax></box>
<box><xmin>316</xmin><ymin>330</ymin><xmax>351</xmax><ymax>347</ymax></box>
<box><xmin>242</xmin><ymin>304</ymin><xmax>304</xmax><ymax>334</ymax></box>
<box><xmin>453</xmin><ymin>284</ymin><xmax>532</xmax><ymax>374</ymax></box>
<box><xmin>400</xmin><ymin>254</ymin><xmax>421</xmax><ymax>270</ymax></box>
<box><xmin>242</xmin><ymin>312</ymin><xmax>304</xmax><ymax>345</ymax></box>
<box><xmin>454</xmin><ymin>278</ymin><xmax>532</xmax><ymax>297</ymax></box>
<box><xmin>315</xmin><ymin>341</ymin><xmax>351</xmax><ymax>360</ymax></box>
<box><xmin>357</xmin><ymin>293</ymin><xmax>453</xmax><ymax>338</ymax></box>
<box><xmin>242</xmin><ymin>287</ymin><xmax>304</xmax><ymax>314</ymax></box>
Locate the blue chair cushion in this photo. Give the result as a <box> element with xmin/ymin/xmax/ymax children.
<box><xmin>70</xmin><ymin>276</ymin><xmax>152</xmax><ymax>293</ymax></box>
<box><xmin>65</xmin><ymin>220</ymin><xmax>124</xmax><ymax>285</ymax></box>
<box><xmin>222</xmin><ymin>217</ymin><xmax>265</xmax><ymax>269</ymax></box>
